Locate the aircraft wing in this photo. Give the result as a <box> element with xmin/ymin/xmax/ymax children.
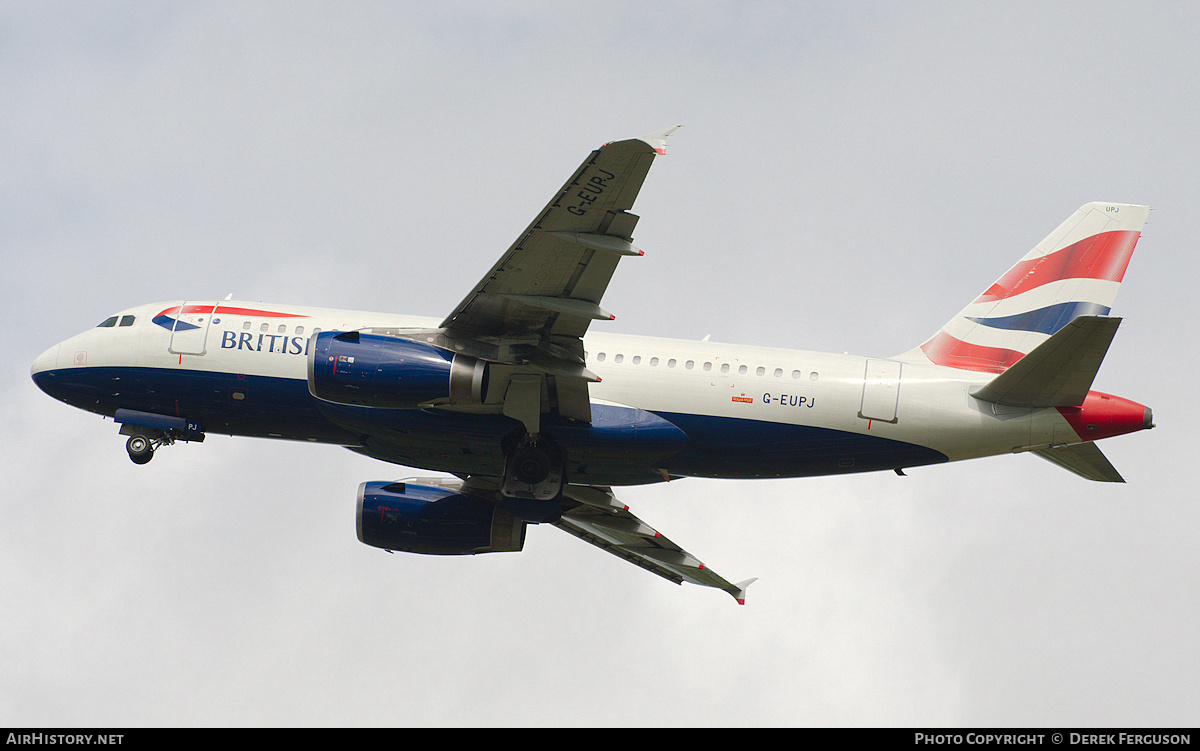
<box><xmin>435</xmin><ymin>128</ymin><xmax>678</xmax><ymax>425</ymax></box>
<box><xmin>553</xmin><ymin>484</ymin><xmax>757</xmax><ymax>604</ymax></box>
<box><xmin>441</xmin><ymin>128</ymin><xmax>677</xmax><ymax>342</ymax></box>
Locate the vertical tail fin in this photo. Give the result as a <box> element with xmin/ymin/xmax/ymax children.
<box><xmin>899</xmin><ymin>202</ymin><xmax>1150</xmax><ymax>373</ymax></box>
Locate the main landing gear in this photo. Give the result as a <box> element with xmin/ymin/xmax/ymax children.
<box><xmin>500</xmin><ymin>433</ymin><xmax>564</xmax><ymax>522</ymax></box>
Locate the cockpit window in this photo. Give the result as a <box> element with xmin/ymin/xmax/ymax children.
<box><xmin>97</xmin><ymin>316</ymin><xmax>118</xmax><ymax>328</ymax></box>
<box><xmin>119</xmin><ymin>315</ymin><xmax>135</xmax><ymax>327</ymax></box>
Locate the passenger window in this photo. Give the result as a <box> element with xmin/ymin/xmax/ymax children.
<box><xmin>632</xmin><ymin>356</ymin><xmax>641</xmax><ymax>365</ymax></box>
<box><xmin>774</xmin><ymin>368</ymin><xmax>783</xmax><ymax>377</ymax></box>
<box><xmin>119</xmin><ymin>316</ymin><xmax>135</xmax><ymax>327</ymax></box>
<box><xmin>278</xmin><ymin>324</ymin><xmax>287</xmax><ymax>334</ymax></box>
<box><xmin>685</xmin><ymin>360</ymin><xmax>694</xmax><ymax>370</ymax></box>
<box><xmin>615</xmin><ymin>354</ymin><xmax>624</xmax><ymax>363</ymax></box>
<box><xmin>810</xmin><ymin>372</ymin><xmax>819</xmax><ymax>381</ymax></box>
<box><xmin>597</xmin><ymin>352</ymin><xmax>606</xmax><ymax>362</ymax></box>
<box><xmin>756</xmin><ymin>366</ymin><xmax>765</xmax><ymax>376</ymax></box>
<box><xmin>792</xmin><ymin>370</ymin><xmax>802</xmax><ymax>379</ymax></box>
<box><xmin>295</xmin><ymin>326</ymin><xmax>304</xmax><ymax>335</ymax></box>
<box><xmin>703</xmin><ymin>362</ymin><xmax>712</xmax><ymax>372</ymax></box>
<box><xmin>720</xmin><ymin>363</ymin><xmax>730</xmax><ymax>373</ymax></box>
<box><xmin>738</xmin><ymin>365</ymin><xmax>747</xmax><ymax>375</ymax></box>
<box><xmin>243</xmin><ymin>321</ymin><xmax>251</xmax><ymax>330</ymax></box>
<box><xmin>668</xmin><ymin>358</ymin><xmax>676</xmax><ymax>368</ymax></box>
<box><xmin>260</xmin><ymin>323</ymin><xmax>269</xmax><ymax>332</ymax></box>
<box><xmin>96</xmin><ymin>316</ymin><xmax>118</xmax><ymax>328</ymax></box>
<box><xmin>650</xmin><ymin>357</ymin><xmax>659</xmax><ymax>366</ymax></box>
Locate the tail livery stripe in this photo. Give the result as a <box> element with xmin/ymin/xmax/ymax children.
<box><xmin>974</xmin><ymin>229</ymin><xmax>1139</xmax><ymax>303</ymax></box>
<box><xmin>897</xmin><ymin>203</ymin><xmax>1149</xmax><ymax>373</ymax></box>
<box><xmin>919</xmin><ymin>331</ymin><xmax>1025</xmax><ymax>374</ymax></box>
<box><xmin>966</xmin><ymin>301</ymin><xmax>1112</xmax><ymax>335</ymax></box>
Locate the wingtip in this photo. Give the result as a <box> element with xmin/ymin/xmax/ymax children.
<box><xmin>640</xmin><ymin>125</ymin><xmax>682</xmax><ymax>155</ymax></box>
<box><xmin>731</xmin><ymin>577</ymin><xmax>758</xmax><ymax>605</ymax></box>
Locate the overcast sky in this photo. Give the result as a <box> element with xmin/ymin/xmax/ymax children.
<box><xmin>3</xmin><ymin>2</ymin><xmax>1197</xmax><ymax>727</ymax></box>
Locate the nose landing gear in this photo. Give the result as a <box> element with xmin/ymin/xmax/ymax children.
<box><xmin>125</xmin><ymin>434</ymin><xmax>156</xmax><ymax>464</ymax></box>
<box><xmin>123</xmin><ymin>430</ymin><xmax>183</xmax><ymax>464</ymax></box>
<box><xmin>116</xmin><ymin>410</ymin><xmax>205</xmax><ymax>465</ymax></box>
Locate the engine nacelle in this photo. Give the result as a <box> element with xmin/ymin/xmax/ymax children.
<box><xmin>308</xmin><ymin>331</ymin><xmax>487</xmax><ymax>408</ymax></box>
<box><xmin>356</xmin><ymin>480</ymin><xmax>525</xmax><ymax>555</ymax></box>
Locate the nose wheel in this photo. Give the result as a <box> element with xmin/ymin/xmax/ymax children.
<box><xmin>124</xmin><ymin>430</ymin><xmax>180</xmax><ymax>464</ymax></box>
<box><xmin>125</xmin><ymin>433</ymin><xmax>159</xmax><ymax>464</ymax></box>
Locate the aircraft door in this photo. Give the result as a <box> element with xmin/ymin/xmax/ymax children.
<box><xmin>858</xmin><ymin>359</ymin><xmax>902</xmax><ymax>424</ymax></box>
<box><xmin>167</xmin><ymin>301</ymin><xmax>219</xmax><ymax>356</ymax></box>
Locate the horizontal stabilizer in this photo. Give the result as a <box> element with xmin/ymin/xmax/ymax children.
<box><xmin>1032</xmin><ymin>441</ymin><xmax>1125</xmax><ymax>483</ymax></box>
<box><xmin>970</xmin><ymin>316</ymin><xmax>1120</xmax><ymax>407</ymax></box>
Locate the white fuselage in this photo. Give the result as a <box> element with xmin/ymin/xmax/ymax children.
<box><xmin>32</xmin><ymin>299</ymin><xmax>1078</xmax><ymax>481</ymax></box>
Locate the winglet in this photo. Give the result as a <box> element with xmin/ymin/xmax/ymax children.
<box><xmin>731</xmin><ymin>577</ymin><xmax>758</xmax><ymax>605</ymax></box>
<box><xmin>640</xmin><ymin>125</ymin><xmax>681</xmax><ymax>155</ymax></box>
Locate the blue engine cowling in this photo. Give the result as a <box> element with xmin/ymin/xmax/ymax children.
<box><xmin>308</xmin><ymin>331</ymin><xmax>487</xmax><ymax>408</ymax></box>
<box><xmin>356</xmin><ymin>480</ymin><xmax>525</xmax><ymax>555</ymax></box>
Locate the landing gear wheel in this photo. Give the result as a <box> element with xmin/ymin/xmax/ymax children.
<box><xmin>500</xmin><ymin>434</ymin><xmax>564</xmax><ymax>519</ymax></box>
<box><xmin>126</xmin><ymin>434</ymin><xmax>154</xmax><ymax>465</ymax></box>
<box><xmin>510</xmin><ymin>446</ymin><xmax>552</xmax><ymax>485</ymax></box>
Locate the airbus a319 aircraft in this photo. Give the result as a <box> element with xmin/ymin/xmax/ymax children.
<box><xmin>31</xmin><ymin>128</ymin><xmax>1154</xmax><ymax>603</ymax></box>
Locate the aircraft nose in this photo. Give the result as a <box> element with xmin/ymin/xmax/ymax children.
<box><xmin>30</xmin><ymin>343</ymin><xmax>60</xmax><ymax>392</ymax></box>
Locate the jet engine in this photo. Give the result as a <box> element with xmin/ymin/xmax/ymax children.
<box><xmin>308</xmin><ymin>331</ymin><xmax>488</xmax><ymax>408</ymax></box>
<box><xmin>356</xmin><ymin>480</ymin><xmax>525</xmax><ymax>555</ymax></box>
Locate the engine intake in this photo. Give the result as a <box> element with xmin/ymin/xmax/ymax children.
<box><xmin>357</xmin><ymin>480</ymin><xmax>525</xmax><ymax>555</ymax></box>
<box><xmin>308</xmin><ymin>331</ymin><xmax>487</xmax><ymax>408</ymax></box>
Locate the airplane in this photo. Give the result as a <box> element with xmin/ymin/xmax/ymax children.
<box><xmin>30</xmin><ymin>128</ymin><xmax>1154</xmax><ymax>604</ymax></box>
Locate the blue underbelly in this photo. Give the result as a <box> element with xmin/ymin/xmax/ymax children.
<box><xmin>34</xmin><ymin>367</ymin><xmax>947</xmax><ymax>482</ymax></box>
